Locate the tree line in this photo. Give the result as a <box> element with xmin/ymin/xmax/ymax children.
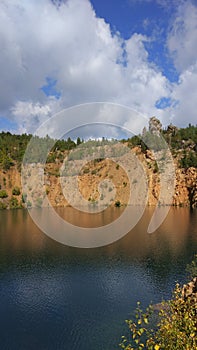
<box><xmin>0</xmin><ymin>119</ymin><xmax>197</xmax><ymax>170</ymax></box>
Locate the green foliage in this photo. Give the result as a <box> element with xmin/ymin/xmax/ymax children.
<box><xmin>9</xmin><ymin>197</ymin><xmax>22</xmax><ymax>209</ymax></box>
<box><xmin>0</xmin><ymin>190</ymin><xmax>8</xmax><ymax>198</ymax></box>
<box><xmin>77</xmin><ymin>137</ymin><xmax>82</xmax><ymax>146</ymax></box>
<box><xmin>115</xmin><ymin>200</ymin><xmax>121</xmax><ymax>207</ymax></box>
<box><xmin>46</xmin><ymin>187</ymin><xmax>50</xmax><ymax>195</ymax></box>
<box><xmin>0</xmin><ymin>201</ymin><xmax>8</xmax><ymax>209</ymax></box>
<box><xmin>2</xmin><ymin>155</ymin><xmax>14</xmax><ymax>170</ymax></box>
<box><xmin>46</xmin><ymin>153</ymin><xmax>56</xmax><ymax>163</ymax></box>
<box><xmin>0</xmin><ymin>123</ymin><xmax>197</xmax><ymax>170</ymax></box>
<box><xmin>0</xmin><ymin>132</ymin><xmax>77</xmax><ymax>168</ymax></box>
<box><xmin>127</xmin><ymin>135</ymin><xmax>142</xmax><ymax>148</ymax></box>
<box><xmin>179</xmin><ymin>151</ymin><xmax>197</xmax><ymax>168</ymax></box>
<box><xmin>27</xmin><ymin>200</ymin><xmax>32</xmax><ymax>208</ymax></box>
<box><xmin>12</xmin><ymin>186</ymin><xmax>21</xmax><ymax>196</ymax></box>
<box><xmin>120</xmin><ymin>256</ymin><xmax>197</xmax><ymax>350</ymax></box>
<box><xmin>163</xmin><ymin>124</ymin><xmax>197</xmax><ymax>151</ymax></box>
<box><xmin>153</xmin><ymin>161</ymin><xmax>159</xmax><ymax>174</ymax></box>
<box><xmin>22</xmin><ymin>193</ymin><xmax>27</xmax><ymax>203</ymax></box>
<box><xmin>83</xmin><ymin>167</ymin><xmax>90</xmax><ymax>174</ymax></box>
<box><xmin>35</xmin><ymin>197</ymin><xmax>43</xmax><ymax>208</ymax></box>
<box><xmin>0</xmin><ymin>132</ymin><xmax>31</xmax><ymax>168</ymax></box>
<box><xmin>120</xmin><ymin>285</ymin><xmax>197</xmax><ymax>350</ymax></box>
<box><xmin>100</xmin><ymin>193</ymin><xmax>104</xmax><ymax>200</ymax></box>
<box><xmin>91</xmin><ymin>169</ymin><xmax>97</xmax><ymax>175</ymax></box>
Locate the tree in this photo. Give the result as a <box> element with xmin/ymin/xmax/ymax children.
<box><xmin>77</xmin><ymin>137</ymin><xmax>82</xmax><ymax>146</ymax></box>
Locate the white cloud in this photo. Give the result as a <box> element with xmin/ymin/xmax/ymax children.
<box><xmin>168</xmin><ymin>62</ymin><xmax>197</xmax><ymax>127</ymax></box>
<box><xmin>167</xmin><ymin>1</ymin><xmax>197</xmax><ymax>72</ymax></box>
<box><xmin>11</xmin><ymin>99</ymin><xmax>62</xmax><ymax>134</ymax></box>
<box><xmin>0</xmin><ymin>0</ymin><xmax>196</xmax><ymax>134</ymax></box>
<box><xmin>166</xmin><ymin>1</ymin><xmax>197</xmax><ymax>126</ymax></box>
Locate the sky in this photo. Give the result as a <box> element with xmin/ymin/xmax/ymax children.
<box><xmin>0</xmin><ymin>0</ymin><xmax>197</xmax><ymax>136</ymax></box>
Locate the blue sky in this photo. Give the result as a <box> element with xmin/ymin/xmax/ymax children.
<box><xmin>0</xmin><ymin>0</ymin><xmax>196</xmax><ymax>135</ymax></box>
<box><xmin>91</xmin><ymin>0</ymin><xmax>180</xmax><ymax>82</ymax></box>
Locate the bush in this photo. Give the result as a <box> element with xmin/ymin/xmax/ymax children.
<box><xmin>12</xmin><ymin>186</ymin><xmax>21</xmax><ymax>196</ymax></box>
<box><xmin>0</xmin><ymin>190</ymin><xmax>8</xmax><ymax>198</ymax></box>
<box><xmin>35</xmin><ymin>197</ymin><xmax>43</xmax><ymax>208</ymax></box>
<box><xmin>120</xmin><ymin>256</ymin><xmax>197</xmax><ymax>350</ymax></box>
<box><xmin>0</xmin><ymin>201</ymin><xmax>8</xmax><ymax>209</ymax></box>
<box><xmin>46</xmin><ymin>188</ymin><xmax>50</xmax><ymax>195</ymax></box>
<box><xmin>115</xmin><ymin>200</ymin><xmax>121</xmax><ymax>207</ymax></box>
<box><xmin>179</xmin><ymin>151</ymin><xmax>197</xmax><ymax>168</ymax></box>
<box><xmin>27</xmin><ymin>200</ymin><xmax>32</xmax><ymax>208</ymax></box>
<box><xmin>22</xmin><ymin>193</ymin><xmax>27</xmax><ymax>203</ymax></box>
<box><xmin>120</xmin><ymin>286</ymin><xmax>197</xmax><ymax>350</ymax></box>
<box><xmin>9</xmin><ymin>197</ymin><xmax>21</xmax><ymax>209</ymax></box>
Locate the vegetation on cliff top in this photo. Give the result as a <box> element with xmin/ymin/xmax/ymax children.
<box><xmin>0</xmin><ymin>120</ymin><xmax>197</xmax><ymax>171</ymax></box>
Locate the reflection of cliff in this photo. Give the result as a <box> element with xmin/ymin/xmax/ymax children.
<box><xmin>0</xmin><ymin>207</ymin><xmax>196</xmax><ymax>297</ymax></box>
<box><xmin>0</xmin><ymin>146</ymin><xmax>196</xmax><ymax>209</ymax></box>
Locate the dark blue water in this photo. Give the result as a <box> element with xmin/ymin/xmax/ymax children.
<box><xmin>0</xmin><ymin>207</ymin><xmax>196</xmax><ymax>349</ymax></box>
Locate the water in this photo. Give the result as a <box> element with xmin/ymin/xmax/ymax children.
<box><xmin>0</xmin><ymin>207</ymin><xmax>196</xmax><ymax>349</ymax></box>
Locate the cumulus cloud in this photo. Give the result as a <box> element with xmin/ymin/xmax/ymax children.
<box><xmin>0</xmin><ymin>0</ymin><xmax>196</xmax><ymax>134</ymax></box>
<box><xmin>167</xmin><ymin>1</ymin><xmax>197</xmax><ymax>72</ymax></box>
<box><xmin>11</xmin><ymin>98</ymin><xmax>62</xmax><ymax>134</ymax></box>
<box><xmin>166</xmin><ymin>1</ymin><xmax>197</xmax><ymax>126</ymax></box>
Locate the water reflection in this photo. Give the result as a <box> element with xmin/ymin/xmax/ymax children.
<box><xmin>0</xmin><ymin>207</ymin><xmax>196</xmax><ymax>350</ymax></box>
<box><xmin>0</xmin><ymin>207</ymin><xmax>196</xmax><ymax>257</ymax></box>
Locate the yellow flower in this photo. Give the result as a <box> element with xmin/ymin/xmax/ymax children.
<box><xmin>154</xmin><ymin>345</ymin><xmax>160</xmax><ymax>350</ymax></box>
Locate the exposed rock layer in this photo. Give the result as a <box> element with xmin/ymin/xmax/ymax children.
<box><xmin>0</xmin><ymin>146</ymin><xmax>196</xmax><ymax>209</ymax></box>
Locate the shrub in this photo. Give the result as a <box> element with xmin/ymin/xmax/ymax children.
<box><xmin>179</xmin><ymin>150</ymin><xmax>197</xmax><ymax>168</ymax></box>
<box><xmin>120</xmin><ymin>255</ymin><xmax>197</xmax><ymax>350</ymax></box>
<box><xmin>22</xmin><ymin>193</ymin><xmax>27</xmax><ymax>203</ymax></box>
<box><xmin>83</xmin><ymin>168</ymin><xmax>90</xmax><ymax>174</ymax></box>
<box><xmin>46</xmin><ymin>187</ymin><xmax>50</xmax><ymax>195</ymax></box>
<box><xmin>91</xmin><ymin>169</ymin><xmax>97</xmax><ymax>175</ymax></box>
<box><xmin>35</xmin><ymin>197</ymin><xmax>43</xmax><ymax>208</ymax></box>
<box><xmin>27</xmin><ymin>200</ymin><xmax>32</xmax><ymax>208</ymax></box>
<box><xmin>9</xmin><ymin>197</ymin><xmax>20</xmax><ymax>209</ymax></box>
<box><xmin>100</xmin><ymin>194</ymin><xmax>104</xmax><ymax>200</ymax></box>
<box><xmin>0</xmin><ymin>190</ymin><xmax>8</xmax><ymax>198</ymax></box>
<box><xmin>0</xmin><ymin>201</ymin><xmax>8</xmax><ymax>209</ymax></box>
<box><xmin>115</xmin><ymin>200</ymin><xmax>121</xmax><ymax>207</ymax></box>
<box><xmin>12</xmin><ymin>186</ymin><xmax>21</xmax><ymax>196</ymax></box>
<box><xmin>120</xmin><ymin>286</ymin><xmax>197</xmax><ymax>350</ymax></box>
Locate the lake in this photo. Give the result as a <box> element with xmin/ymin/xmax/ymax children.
<box><xmin>0</xmin><ymin>207</ymin><xmax>197</xmax><ymax>349</ymax></box>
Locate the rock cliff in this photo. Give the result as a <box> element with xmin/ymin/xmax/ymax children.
<box><xmin>0</xmin><ymin>146</ymin><xmax>196</xmax><ymax>209</ymax></box>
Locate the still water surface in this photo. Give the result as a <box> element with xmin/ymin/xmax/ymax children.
<box><xmin>0</xmin><ymin>207</ymin><xmax>197</xmax><ymax>349</ymax></box>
